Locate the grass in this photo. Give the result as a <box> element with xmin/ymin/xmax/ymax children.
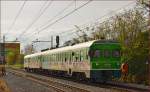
<box><xmin>7</xmin><ymin>64</ymin><xmax>24</xmax><ymax>69</ymax></box>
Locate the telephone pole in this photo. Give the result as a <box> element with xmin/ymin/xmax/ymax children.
<box><xmin>3</xmin><ymin>35</ymin><xmax>5</xmax><ymax>65</ymax></box>
<box><xmin>51</xmin><ymin>36</ymin><xmax>53</xmax><ymax>49</ymax></box>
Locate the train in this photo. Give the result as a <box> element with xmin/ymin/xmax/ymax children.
<box><xmin>24</xmin><ymin>40</ymin><xmax>124</xmax><ymax>82</ymax></box>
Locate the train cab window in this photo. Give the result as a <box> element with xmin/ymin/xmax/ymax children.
<box><xmin>94</xmin><ymin>50</ymin><xmax>100</xmax><ymax>58</ymax></box>
<box><xmin>89</xmin><ymin>50</ymin><xmax>100</xmax><ymax>58</ymax></box>
<box><xmin>104</xmin><ymin>50</ymin><xmax>111</xmax><ymax>57</ymax></box>
<box><xmin>112</xmin><ymin>50</ymin><xmax>120</xmax><ymax>57</ymax></box>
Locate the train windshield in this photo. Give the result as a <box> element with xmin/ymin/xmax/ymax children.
<box><xmin>89</xmin><ymin>50</ymin><xmax>120</xmax><ymax>58</ymax></box>
<box><xmin>104</xmin><ymin>50</ymin><xmax>111</xmax><ymax>57</ymax></box>
<box><xmin>89</xmin><ymin>50</ymin><xmax>101</xmax><ymax>58</ymax></box>
<box><xmin>112</xmin><ymin>50</ymin><xmax>120</xmax><ymax>57</ymax></box>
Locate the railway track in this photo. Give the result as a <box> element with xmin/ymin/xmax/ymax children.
<box><xmin>7</xmin><ymin>69</ymin><xmax>91</xmax><ymax>92</ymax></box>
<box><xmin>7</xmin><ymin>68</ymin><xmax>150</xmax><ymax>92</ymax></box>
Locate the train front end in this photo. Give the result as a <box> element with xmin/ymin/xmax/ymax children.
<box><xmin>89</xmin><ymin>40</ymin><xmax>121</xmax><ymax>82</ymax></box>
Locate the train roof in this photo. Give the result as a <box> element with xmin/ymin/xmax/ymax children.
<box><xmin>24</xmin><ymin>40</ymin><xmax>119</xmax><ymax>58</ymax></box>
<box><xmin>24</xmin><ymin>40</ymin><xmax>95</xmax><ymax>58</ymax></box>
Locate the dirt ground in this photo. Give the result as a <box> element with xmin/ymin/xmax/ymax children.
<box><xmin>0</xmin><ymin>79</ymin><xmax>10</xmax><ymax>92</ymax></box>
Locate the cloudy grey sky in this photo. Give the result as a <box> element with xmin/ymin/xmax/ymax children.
<box><xmin>1</xmin><ymin>0</ymin><xmax>136</xmax><ymax>51</ymax></box>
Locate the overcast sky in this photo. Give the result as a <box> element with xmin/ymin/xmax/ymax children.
<box><xmin>1</xmin><ymin>0</ymin><xmax>136</xmax><ymax>51</ymax></box>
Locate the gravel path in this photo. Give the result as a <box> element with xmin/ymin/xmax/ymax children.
<box><xmin>2</xmin><ymin>72</ymin><xmax>57</xmax><ymax>92</ymax></box>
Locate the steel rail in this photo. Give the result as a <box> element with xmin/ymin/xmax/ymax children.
<box><xmin>8</xmin><ymin>69</ymin><xmax>91</xmax><ymax>92</ymax></box>
<box><xmin>8</xmin><ymin>67</ymin><xmax>150</xmax><ymax>92</ymax></box>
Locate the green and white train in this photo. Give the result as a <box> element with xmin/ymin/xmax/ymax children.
<box><xmin>24</xmin><ymin>40</ymin><xmax>122</xmax><ymax>81</ymax></box>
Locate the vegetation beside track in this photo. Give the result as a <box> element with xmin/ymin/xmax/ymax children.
<box><xmin>66</xmin><ymin>3</ymin><xmax>149</xmax><ymax>85</ymax></box>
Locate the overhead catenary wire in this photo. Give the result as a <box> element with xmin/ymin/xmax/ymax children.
<box><xmin>37</xmin><ymin>1</ymin><xmax>75</xmax><ymax>32</ymax></box>
<box><xmin>5</xmin><ymin>0</ymin><xmax>27</xmax><ymax>35</ymax></box>
<box><xmin>21</xmin><ymin>0</ymin><xmax>136</xmax><ymax>45</ymax></box>
<box><xmin>53</xmin><ymin>0</ymin><xmax>137</xmax><ymax>36</ymax></box>
<box><xmin>24</xmin><ymin>0</ymin><xmax>75</xmax><ymax>37</ymax></box>
<box><xmin>17</xmin><ymin>0</ymin><xmax>53</xmax><ymax>39</ymax></box>
<box><xmin>23</xmin><ymin>0</ymin><xmax>93</xmax><ymax>39</ymax></box>
<box><xmin>26</xmin><ymin>0</ymin><xmax>135</xmax><ymax>41</ymax></box>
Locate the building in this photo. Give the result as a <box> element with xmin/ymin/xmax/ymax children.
<box><xmin>0</xmin><ymin>42</ymin><xmax>20</xmax><ymax>65</ymax></box>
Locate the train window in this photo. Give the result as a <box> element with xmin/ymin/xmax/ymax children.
<box><xmin>70</xmin><ymin>55</ymin><xmax>71</xmax><ymax>61</ymax></box>
<box><xmin>44</xmin><ymin>56</ymin><xmax>45</xmax><ymax>61</ymax></box>
<box><xmin>51</xmin><ymin>55</ymin><xmax>53</xmax><ymax>61</ymax></box>
<box><xmin>55</xmin><ymin>54</ymin><xmax>56</xmax><ymax>61</ymax></box>
<box><xmin>53</xmin><ymin>54</ymin><xmax>54</xmax><ymax>62</ymax></box>
<box><xmin>89</xmin><ymin>50</ymin><xmax>101</xmax><ymax>58</ymax></box>
<box><xmin>55</xmin><ymin>54</ymin><xmax>57</xmax><ymax>61</ymax></box>
<box><xmin>69</xmin><ymin>52</ymin><xmax>70</xmax><ymax>61</ymax></box>
<box><xmin>89</xmin><ymin>50</ymin><xmax>94</xmax><ymax>57</ymax></box>
<box><xmin>72</xmin><ymin>52</ymin><xmax>75</xmax><ymax>56</ymax></box>
<box><xmin>112</xmin><ymin>50</ymin><xmax>120</xmax><ymax>57</ymax></box>
<box><xmin>58</xmin><ymin>53</ymin><xmax>59</xmax><ymax>61</ymax></box>
<box><xmin>61</xmin><ymin>53</ymin><xmax>62</xmax><ymax>62</ymax></box>
<box><xmin>80</xmin><ymin>55</ymin><xmax>82</xmax><ymax>61</ymax></box>
<box><xmin>80</xmin><ymin>50</ymin><xmax>84</xmax><ymax>61</ymax></box>
<box><xmin>56</xmin><ymin>54</ymin><xmax>58</xmax><ymax>61</ymax></box>
<box><xmin>65</xmin><ymin>58</ymin><xmax>67</xmax><ymax>62</ymax></box>
<box><xmin>75</xmin><ymin>57</ymin><xmax>78</xmax><ymax>62</ymax></box>
<box><xmin>59</xmin><ymin>54</ymin><xmax>60</xmax><ymax>61</ymax></box>
<box><xmin>48</xmin><ymin>55</ymin><xmax>50</xmax><ymax>61</ymax></box>
<box><xmin>94</xmin><ymin>50</ymin><xmax>100</xmax><ymax>58</ymax></box>
<box><xmin>86</xmin><ymin>49</ymin><xmax>89</xmax><ymax>60</ymax></box>
<box><xmin>49</xmin><ymin>55</ymin><xmax>51</xmax><ymax>61</ymax></box>
<box><xmin>54</xmin><ymin>54</ymin><xmax>56</xmax><ymax>61</ymax></box>
<box><xmin>104</xmin><ymin>50</ymin><xmax>111</xmax><ymax>57</ymax></box>
<box><xmin>47</xmin><ymin>55</ymin><xmax>49</xmax><ymax>61</ymax></box>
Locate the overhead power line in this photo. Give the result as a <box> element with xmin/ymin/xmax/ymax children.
<box><xmin>56</xmin><ymin>1</ymin><xmax>136</xmax><ymax>35</ymax></box>
<box><xmin>25</xmin><ymin>0</ymin><xmax>93</xmax><ymax>39</ymax></box>
<box><xmin>37</xmin><ymin>1</ymin><xmax>75</xmax><ymax>33</ymax></box>
<box><xmin>5</xmin><ymin>0</ymin><xmax>27</xmax><ymax>35</ymax></box>
<box><xmin>24</xmin><ymin>0</ymin><xmax>75</xmax><ymax>37</ymax></box>
<box><xmin>21</xmin><ymin>0</ymin><xmax>135</xmax><ymax>44</ymax></box>
<box><xmin>17</xmin><ymin>0</ymin><xmax>53</xmax><ymax>39</ymax></box>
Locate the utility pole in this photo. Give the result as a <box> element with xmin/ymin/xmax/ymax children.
<box><xmin>34</xmin><ymin>36</ymin><xmax>54</xmax><ymax>49</ymax></box>
<box><xmin>51</xmin><ymin>36</ymin><xmax>53</xmax><ymax>49</ymax></box>
<box><xmin>3</xmin><ymin>35</ymin><xmax>5</xmax><ymax>65</ymax></box>
<box><xmin>32</xmin><ymin>39</ymin><xmax>52</xmax><ymax>52</ymax></box>
<box><xmin>0</xmin><ymin>0</ymin><xmax>1</xmax><ymax>43</ymax></box>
